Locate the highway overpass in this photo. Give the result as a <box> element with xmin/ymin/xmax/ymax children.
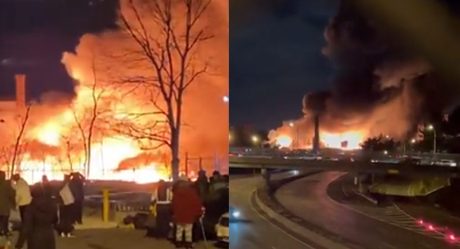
<box><xmin>230</xmin><ymin>156</ymin><xmax>458</xmax><ymax>196</ymax></box>
<box><xmin>229</xmin><ymin>156</ymin><xmax>460</xmax><ymax>177</ymax></box>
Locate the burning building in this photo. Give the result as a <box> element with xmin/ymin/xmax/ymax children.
<box><xmin>0</xmin><ymin>0</ymin><xmax>228</xmax><ymax>184</ymax></box>
<box><xmin>0</xmin><ymin>74</ymin><xmax>25</xmax><ymax>112</ymax></box>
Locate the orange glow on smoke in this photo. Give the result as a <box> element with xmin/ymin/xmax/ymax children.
<box><xmin>0</xmin><ymin>0</ymin><xmax>228</xmax><ymax>184</ymax></box>
<box><xmin>321</xmin><ymin>131</ymin><xmax>365</xmax><ymax>150</ymax></box>
<box><xmin>276</xmin><ymin>135</ymin><xmax>293</xmax><ymax>148</ymax></box>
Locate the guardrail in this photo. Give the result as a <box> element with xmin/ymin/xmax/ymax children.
<box><xmin>229</xmin><ymin>156</ymin><xmax>460</xmax><ymax>177</ymax></box>
<box><xmin>230</xmin><ymin>147</ymin><xmax>460</xmax><ymax>161</ymax></box>
<box><xmin>84</xmin><ymin>191</ymin><xmax>151</xmax><ymax>219</ymax></box>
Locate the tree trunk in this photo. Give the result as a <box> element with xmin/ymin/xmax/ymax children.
<box><xmin>86</xmin><ymin>137</ymin><xmax>92</xmax><ymax>177</ymax></box>
<box><xmin>66</xmin><ymin>141</ymin><xmax>74</xmax><ymax>172</ymax></box>
<box><xmin>11</xmin><ymin>106</ymin><xmax>30</xmax><ymax>177</ymax></box>
<box><xmin>171</xmin><ymin>129</ymin><xmax>180</xmax><ymax>181</ymax></box>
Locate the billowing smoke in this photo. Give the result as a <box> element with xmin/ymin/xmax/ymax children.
<box><xmin>269</xmin><ymin>0</ymin><xmax>460</xmax><ymax>149</ymax></box>
<box><xmin>62</xmin><ymin>0</ymin><xmax>228</xmax><ymax>173</ymax></box>
<box><xmin>0</xmin><ymin>0</ymin><xmax>228</xmax><ymax>182</ymax></box>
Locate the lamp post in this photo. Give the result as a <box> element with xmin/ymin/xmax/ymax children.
<box><xmin>426</xmin><ymin>124</ymin><xmax>437</xmax><ymax>154</ymax></box>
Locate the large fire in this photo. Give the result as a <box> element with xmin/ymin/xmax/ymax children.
<box><xmin>275</xmin><ymin>135</ymin><xmax>293</xmax><ymax>148</ymax></box>
<box><xmin>0</xmin><ymin>0</ymin><xmax>228</xmax><ymax>184</ymax></box>
<box><xmin>274</xmin><ymin>130</ymin><xmax>365</xmax><ymax>151</ymax></box>
<box><xmin>321</xmin><ymin>131</ymin><xmax>365</xmax><ymax>150</ymax></box>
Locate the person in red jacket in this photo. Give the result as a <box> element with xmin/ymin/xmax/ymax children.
<box><xmin>172</xmin><ymin>177</ymin><xmax>203</xmax><ymax>249</ymax></box>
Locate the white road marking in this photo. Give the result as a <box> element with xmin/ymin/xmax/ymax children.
<box><xmin>325</xmin><ymin>173</ymin><xmax>460</xmax><ymax>247</ymax></box>
<box><xmin>249</xmin><ymin>189</ymin><xmax>318</xmax><ymax>249</ymax></box>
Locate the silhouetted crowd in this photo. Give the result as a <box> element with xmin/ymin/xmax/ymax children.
<box><xmin>0</xmin><ymin>169</ymin><xmax>229</xmax><ymax>249</ymax></box>
<box><xmin>0</xmin><ymin>171</ymin><xmax>85</xmax><ymax>249</ymax></box>
<box><xmin>147</xmin><ymin>170</ymin><xmax>229</xmax><ymax>249</ymax></box>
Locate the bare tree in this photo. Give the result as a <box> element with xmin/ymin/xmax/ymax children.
<box><xmin>72</xmin><ymin>58</ymin><xmax>106</xmax><ymax>178</ymax></box>
<box><xmin>10</xmin><ymin>105</ymin><xmax>31</xmax><ymax>177</ymax></box>
<box><xmin>60</xmin><ymin>132</ymin><xmax>78</xmax><ymax>172</ymax></box>
<box><xmin>119</xmin><ymin>0</ymin><xmax>212</xmax><ymax>180</ymax></box>
<box><xmin>72</xmin><ymin>108</ymin><xmax>88</xmax><ymax>172</ymax></box>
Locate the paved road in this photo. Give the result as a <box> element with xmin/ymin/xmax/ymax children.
<box><xmin>7</xmin><ymin>229</ymin><xmax>217</xmax><ymax>249</ymax></box>
<box><xmin>276</xmin><ymin>171</ymin><xmax>457</xmax><ymax>249</ymax></box>
<box><xmin>229</xmin><ymin>173</ymin><xmax>314</xmax><ymax>249</ymax></box>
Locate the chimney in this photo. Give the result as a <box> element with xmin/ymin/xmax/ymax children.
<box><xmin>15</xmin><ymin>74</ymin><xmax>26</xmax><ymax>109</ymax></box>
<box><xmin>312</xmin><ymin>114</ymin><xmax>320</xmax><ymax>154</ymax></box>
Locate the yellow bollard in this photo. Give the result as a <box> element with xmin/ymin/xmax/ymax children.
<box><xmin>102</xmin><ymin>189</ymin><xmax>109</xmax><ymax>222</ymax></box>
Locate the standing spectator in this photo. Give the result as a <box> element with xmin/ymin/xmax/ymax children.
<box><xmin>148</xmin><ymin>180</ymin><xmax>173</xmax><ymax>238</ymax></box>
<box><xmin>195</xmin><ymin>170</ymin><xmax>209</xmax><ymax>200</ymax></box>
<box><xmin>193</xmin><ymin>170</ymin><xmax>209</xmax><ymax>242</ymax></box>
<box><xmin>40</xmin><ymin>175</ymin><xmax>52</xmax><ymax>198</ymax></box>
<box><xmin>209</xmin><ymin>171</ymin><xmax>225</xmax><ymax>195</ymax></box>
<box><xmin>0</xmin><ymin>171</ymin><xmax>15</xmax><ymax>236</ymax></box>
<box><xmin>209</xmin><ymin>170</ymin><xmax>220</xmax><ymax>183</ymax></box>
<box><xmin>172</xmin><ymin>177</ymin><xmax>203</xmax><ymax>249</ymax></box>
<box><xmin>69</xmin><ymin>172</ymin><xmax>85</xmax><ymax>224</ymax></box>
<box><xmin>11</xmin><ymin>174</ymin><xmax>31</xmax><ymax>222</ymax></box>
<box><xmin>57</xmin><ymin>175</ymin><xmax>75</xmax><ymax>237</ymax></box>
<box><xmin>15</xmin><ymin>184</ymin><xmax>58</xmax><ymax>249</ymax></box>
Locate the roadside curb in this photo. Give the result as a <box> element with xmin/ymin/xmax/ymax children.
<box><xmin>353</xmin><ymin>190</ymin><xmax>379</xmax><ymax>205</ymax></box>
<box><xmin>74</xmin><ymin>220</ymin><xmax>119</xmax><ymax>230</ymax></box>
<box><xmin>252</xmin><ymin>173</ymin><xmax>362</xmax><ymax>249</ymax></box>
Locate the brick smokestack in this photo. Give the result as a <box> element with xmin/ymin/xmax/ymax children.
<box><xmin>312</xmin><ymin>114</ymin><xmax>320</xmax><ymax>154</ymax></box>
<box><xmin>15</xmin><ymin>74</ymin><xmax>26</xmax><ymax>109</ymax></box>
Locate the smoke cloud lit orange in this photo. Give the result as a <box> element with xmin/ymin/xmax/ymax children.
<box><xmin>0</xmin><ymin>0</ymin><xmax>228</xmax><ymax>183</ymax></box>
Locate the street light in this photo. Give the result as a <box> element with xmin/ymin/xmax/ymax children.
<box><xmin>426</xmin><ymin>124</ymin><xmax>437</xmax><ymax>154</ymax></box>
<box><xmin>289</xmin><ymin>122</ymin><xmax>294</xmax><ymax>127</ymax></box>
<box><xmin>251</xmin><ymin>135</ymin><xmax>259</xmax><ymax>144</ymax></box>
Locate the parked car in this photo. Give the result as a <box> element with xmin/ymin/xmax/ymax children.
<box><xmin>215</xmin><ymin>213</ymin><xmax>229</xmax><ymax>243</ymax></box>
<box><xmin>434</xmin><ymin>159</ymin><xmax>457</xmax><ymax>167</ymax></box>
<box><xmin>419</xmin><ymin>158</ymin><xmax>434</xmax><ymax>166</ymax></box>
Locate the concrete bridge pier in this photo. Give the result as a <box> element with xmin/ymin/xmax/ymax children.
<box><xmin>356</xmin><ymin>172</ymin><xmax>375</xmax><ymax>194</ymax></box>
<box><xmin>261</xmin><ymin>167</ymin><xmax>271</xmax><ymax>183</ymax></box>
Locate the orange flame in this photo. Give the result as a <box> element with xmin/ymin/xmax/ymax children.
<box><xmin>0</xmin><ymin>0</ymin><xmax>228</xmax><ymax>184</ymax></box>
<box><xmin>321</xmin><ymin>131</ymin><xmax>365</xmax><ymax>150</ymax></box>
<box><xmin>276</xmin><ymin>135</ymin><xmax>293</xmax><ymax>148</ymax></box>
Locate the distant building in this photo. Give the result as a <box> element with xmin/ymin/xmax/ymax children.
<box><xmin>0</xmin><ymin>74</ymin><xmax>26</xmax><ymax>113</ymax></box>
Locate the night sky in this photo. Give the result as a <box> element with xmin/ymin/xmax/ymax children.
<box><xmin>3</xmin><ymin>0</ymin><xmax>338</xmax><ymax>130</ymax></box>
<box><xmin>0</xmin><ymin>0</ymin><xmax>118</xmax><ymax>100</ymax></box>
<box><xmin>230</xmin><ymin>0</ymin><xmax>338</xmax><ymax>130</ymax></box>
